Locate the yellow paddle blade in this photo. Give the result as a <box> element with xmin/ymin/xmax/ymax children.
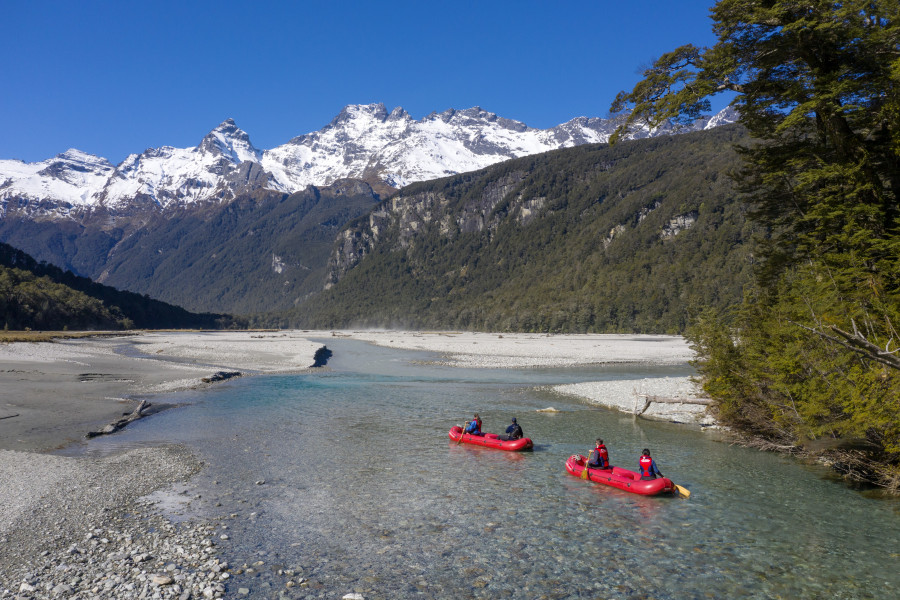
<box><xmin>674</xmin><ymin>483</ymin><xmax>691</xmax><ymax>498</ymax></box>
<box><xmin>581</xmin><ymin>455</ymin><xmax>589</xmax><ymax>479</ymax></box>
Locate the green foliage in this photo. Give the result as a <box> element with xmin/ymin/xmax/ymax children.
<box><xmin>277</xmin><ymin>125</ymin><xmax>755</xmax><ymax>333</ymax></box>
<box><xmin>688</xmin><ymin>265</ymin><xmax>900</xmax><ymax>478</ymax></box>
<box><xmin>618</xmin><ymin>1</ymin><xmax>900</xmax><ymax>487</ymax></box>
<box><xmin>0</xmin><ymin>264</ymin><xmax>130</xmax><ymax>330</ymax></box>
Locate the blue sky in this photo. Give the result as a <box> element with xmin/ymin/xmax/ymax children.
<box><xmin>1</xmin><ymin>1</ymin><xmax>724</xmax><ymax>164</ymax></box>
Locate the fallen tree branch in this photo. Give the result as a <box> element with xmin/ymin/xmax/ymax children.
<box><xmin>635</xmin><ymin>394</ymin><xmax>712</xmax><ymax>416</ymax></box>
<box><xmin>86</xmin><ymin>399</ymin><xmax>150</xmax><ymax>439</ymax></box>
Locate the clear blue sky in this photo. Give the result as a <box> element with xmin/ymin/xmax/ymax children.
<box><xmin>1</xmin><ymin>1</ymin><xmax>723</xmax><ymax>164</ymax></box>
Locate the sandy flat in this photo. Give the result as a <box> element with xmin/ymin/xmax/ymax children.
<box><xmin>339</xmin><ymin>331</ymin><xmax>710</xmax><ymax>424</ymax></box>
<box><xmin>0</xmin><ymin>331</ymin><xmax>326</xmax><ymax>452</ymax></box>
<box><xmin>335</xmin><ymin>331</ymin><xmax>694</xmax><ymax>368</ymax></box>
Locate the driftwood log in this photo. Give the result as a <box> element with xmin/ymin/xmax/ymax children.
<box><xmin>201</xmin><ymin>371</ymin><xmax>242</xmax><ymax>383</ymax></box>
<box><xmin>85</xmin><ymin>399</ymin><xmax>151</xmax><ymax>438</ymax></box>
<box><xmin>635</xmin><ymin>395</ymin><xmax>712</xmax><ymax>416</ymax></box>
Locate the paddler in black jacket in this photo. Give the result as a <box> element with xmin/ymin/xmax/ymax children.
<box><xmin>498</xmin><ymin>417</ymin><xmax>523</xmax><ymax>441</ymax></box>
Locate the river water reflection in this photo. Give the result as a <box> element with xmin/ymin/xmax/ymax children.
<box><xmin>77</xmin><ymin>339</ymin><xmax>900</xmax><ymax>599</ymax></box>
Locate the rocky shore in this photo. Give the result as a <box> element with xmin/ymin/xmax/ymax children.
<box><xmin>0</xmin><ymin>446</ymin><xmax>231</xmax><ymax>599</ymax></box>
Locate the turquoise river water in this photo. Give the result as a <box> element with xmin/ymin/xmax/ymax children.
<box><xmin>69</xmin><ymin>338</ymin><xmax>900</xmax><ymax>599</ymax></box>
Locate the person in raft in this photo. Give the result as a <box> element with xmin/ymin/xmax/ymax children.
<box><xmin>498</xmin><ymin>417</ymin><xmax>523</xmax><ymax>441</ymax></box>
<box><xmin>587</xmin><ymin>438</ymin><xmax>610</xmax><ymax>469</ymax></box>
<box><xmin>638</xmin><ymin>448</ymin><xmax>664</xmax><ymax>480</ymax></box>
<box><xmin>464</xmin><ymin>413</ymin><xmax>483</xmax><ymax>436</ymax></box>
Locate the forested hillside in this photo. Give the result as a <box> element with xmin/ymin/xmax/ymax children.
<box><xmin>0</xmin><ymin>243</ymin><xmax>233</xmax><ymax>330</ymax></box>
<box><xmin>275</xmin><ymin>125</ymin><xmax>754</xmax><ymax>332</ymax></box>
<box><xmin>0</xmin><ymin>181</ymin><xmax>380</xmax><ymax>314</ymax></box>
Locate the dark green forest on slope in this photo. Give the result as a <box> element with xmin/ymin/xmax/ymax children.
<box><xmin>270</xmin><ymin>125</ymin><xmax>756</xmax><ymax>333</ymax></box>
<box><xmin>0</xmin><ymin>242</ymin><xmax>234</xmax><ymax>330</ymax></box>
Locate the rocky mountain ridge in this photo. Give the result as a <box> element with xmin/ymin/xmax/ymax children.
<box><xmin>0</xmin><ymin>104</ymin><xmax>737</xmax><ymax>218</ymax></box>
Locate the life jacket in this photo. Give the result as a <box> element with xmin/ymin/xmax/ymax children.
<box><xmin>639</xmin><ymin>455</ymin><xmax>653</xmax><ymax>477</ymax></box>
<box><xmin>590</xmin><ymin>445</ymin><xmax>609</xmax><ymax>468</ymax></box>
<box><xmin>475</xmin><ymin>417</ymin><xmax>482</xmax><ymax>433</ymax></box>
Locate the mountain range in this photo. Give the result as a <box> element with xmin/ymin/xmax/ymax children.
<box><xmin>0</xmin><ymin>103</ymin><xmax>740</xmax><ymax>319</ymax></box>
<box><xmin>0</xmin><ymin>104</ymin><xmax>737</xmax><ymax>216</ymax></box>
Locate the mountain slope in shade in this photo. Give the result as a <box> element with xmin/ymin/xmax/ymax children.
<box><xmin>0</xmin><ymin>242</ymin><xmax>232</xmax><ymax>329</ymax></box>
<box><xmin>0</xmin><ymin>105</ymin><xmax>737</xmax><ymax>215</ymax></box>
<box><xmin>0</xmin><ymin>181</ymin><xmax>381</xmax><ymax>314</ymax></box>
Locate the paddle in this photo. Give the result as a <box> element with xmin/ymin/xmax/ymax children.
<box><xmin>581</xmin><ymin>452</ymin><xmax>590</xmax><ymax>480</ymax></box>
<box><xmin>457</xmin><ymin>422</ymin><xmax>467</xmax><ymax>445</ymax></box>
<box><xmin>673</xmin><ymin>483</ymin><xmax>691</xmax><ymax>498</ymax></box>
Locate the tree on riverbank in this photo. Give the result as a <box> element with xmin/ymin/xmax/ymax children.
<box><xmin>612</xmin><ymin>1</ymin><xmax>900</xmax><ymax>490</ymax></box>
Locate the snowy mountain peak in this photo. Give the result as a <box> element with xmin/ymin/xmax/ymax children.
<box><xmin>53</xmin><ymin>148</ymin><xmax>114</xmax><ymax>168</ymax></box>
<box><xmin>0</xmin><ymin>103</ymin><xmax>739</xmax><ymax>215</ymax></box>
<box><xmin>328</xmin><ymin>103</ymin><xmax>391</xmax><ymax>128</ymax></box>
<box><xmin>387</xmin><ymin>106</ymin><xmax>409</xmax><ymax>121</ymax></box>
<box><xmin>198</xmin><ymin>119</ymin><xmax>261</xmax><ymax>163</ymax></box>
<box><xmin>702</xmin><ymin>106</ymin><xmax>740</xmax><ymax>130</ymax></box>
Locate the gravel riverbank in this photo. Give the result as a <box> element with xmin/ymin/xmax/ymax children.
<box><xmin>0</xmin><ymin>445</ymin><xmax>236</xmax><ymax>599</ymax></box>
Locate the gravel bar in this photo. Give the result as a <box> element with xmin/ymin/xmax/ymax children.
<box><xmin>0</xmin><ymin>445</ymin><xmax>236</xmax><ymax>599</ymax></box>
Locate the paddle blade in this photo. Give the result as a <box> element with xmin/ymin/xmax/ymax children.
<box><xmin>581</xmin><ymin>456</ymin><xmax>589</xmax><ymax>480</ymax></box>
<box><xmin>674</xmin><ymin>483</ymin><xmax>691</xmax><ymax>498</ymax></box>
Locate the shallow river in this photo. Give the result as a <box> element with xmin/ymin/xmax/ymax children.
<box><xmin>72</xmin><ymin>339</ymin><xmax>900</xmax><ymax>599</ymax></box>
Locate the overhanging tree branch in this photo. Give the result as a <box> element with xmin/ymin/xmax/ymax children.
<box><xmin>789</xmin><ymin>319</ymin><xmax>900</xmax><ymax>370</ymax></box>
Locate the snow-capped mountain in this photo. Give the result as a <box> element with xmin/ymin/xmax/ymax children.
<box><xmin>0</xmin><ymin>104</ymin><xmax>737</xmax><ymax>216</ymax></box>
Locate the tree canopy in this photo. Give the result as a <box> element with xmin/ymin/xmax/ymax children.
<box><xmin>613</xmin><ymin>1</ymin><xmax>900</xmax><ymax>490</ymax></box>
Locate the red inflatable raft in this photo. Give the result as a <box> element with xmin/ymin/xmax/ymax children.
<box><xmin>448</xmin><ymin>426</ymin><xmax>533</xmax><ymax>451</ymax></box>
<box><xmin>565</xmin><ymin>454</ymin><xmax>675</xmax><ymax>496</ymax></box>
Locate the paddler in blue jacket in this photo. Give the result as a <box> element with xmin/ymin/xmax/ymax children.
<box><xmin>638</xmin><ymin>448</ymin><xmax>664</xmax><ymax>480</ymax></box>
<box><xmin>464</xmin><ymin>413</ymin><xmax>482</xmax><ymax>436</ymax></box>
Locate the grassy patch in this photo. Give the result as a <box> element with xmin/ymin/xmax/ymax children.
<box><xmin>0</xmin><ymin>330</ymin><xmax>130</xmax><ymax>343</ymax></box>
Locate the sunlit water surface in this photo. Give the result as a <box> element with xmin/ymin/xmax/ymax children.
<box><xmin>69</xmin><ymin>339</ymin><xmax>900</xmax><ymax>599</ymax></box>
